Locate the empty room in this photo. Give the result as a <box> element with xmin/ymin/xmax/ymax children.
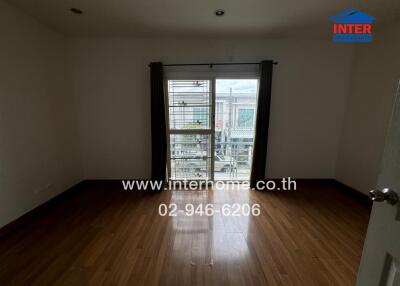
<box><xmin>1</xmin><ymin>0</ymin><xmax>400</xmax><ymax>285</ymax></box>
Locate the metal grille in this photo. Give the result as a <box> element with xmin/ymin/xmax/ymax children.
<box><xmin>168</xmin><ymin>80</ymin><xmax>211</xmax><ymax>130</ymax></box>
<box><xmin>167</xmin><ymin>80</ymin><xmax>212</xmax><ymax>180</ymax></box>
<box><xmin>170</xmin><ymin>134</ymin><xmax>211</xmax><ymax>180</ymax></box>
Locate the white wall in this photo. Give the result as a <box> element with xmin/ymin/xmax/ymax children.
<box><xmin>0</xmin><ymin>1</ymin><xmax>82</xmax><ymax>227</ymax></box>
<box><xmin>336</xmin><ymin>23</ymin><xmax>400</xmax><ymax>194</ymax></box>
<box><xmin>70</xmin><ymin>38</ymin><xmax>354</xmax><ymax>179</ymax></box>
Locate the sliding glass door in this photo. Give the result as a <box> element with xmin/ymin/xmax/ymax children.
<box><xmin>214</xmin><ymin>79</ymin><xmax>258</xmax><ymax>180</ymax></box>
<box><xmin>165</xmin><ymin>77</ymin><xmax>259</xmax><ymax>182</ymax></box>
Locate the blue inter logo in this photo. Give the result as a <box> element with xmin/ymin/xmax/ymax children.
<box><xmin>330</xmin><ymin>9</ymin><xmax>375</xmax><ymax>43</ymax></box>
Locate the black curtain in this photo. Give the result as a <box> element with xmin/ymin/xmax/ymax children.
<box><xmin>150</xmin><ymin>62</ymin><xmax>167</xmax><ymax>189</ymax></box>
<box><xmin>250</xmin><ymin>61</ymin><xmax>273</xmax><ymax>189</ymax></box>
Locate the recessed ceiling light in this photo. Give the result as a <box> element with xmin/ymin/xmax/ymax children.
<box><xmin>215</xmin><ymin>9</ymin><xmax>225</xmax><ymax>16</ymax></box>
<box><xmin>70</xmin><ymin>8</ymin><xmax>83</xmax><ymax>15</ymax></box>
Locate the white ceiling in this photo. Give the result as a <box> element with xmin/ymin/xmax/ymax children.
<box><xmin>5</xmin><ymin>0</ymin><xmax>400</xmax><ymax>38</ymax></box>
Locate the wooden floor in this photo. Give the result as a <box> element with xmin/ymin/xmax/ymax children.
<box><xmin>0</xmin><ymin>181</ymin><xmax>371</xmax><ymax>286</ymax></box>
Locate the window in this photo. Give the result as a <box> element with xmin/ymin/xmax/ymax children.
<box><xmin>167</xmin><ymin>80</ymin><xmax>212</xmax><ymax>180</ymax></box>
<box><xmin>168</xmin><ymin>80</ymin><xmax>210</xmax><ymax>130</ymax></box>
<box><xmin>237</xmin><ymin>108</ymin><xmax>254</xmax><ymax>128</ymax></box>
<box><xmin>164</xmin><ymin>65</ymin><xmax>260</xmax><ymax>181</ymax></box>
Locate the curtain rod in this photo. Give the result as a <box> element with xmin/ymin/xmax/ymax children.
<box><xmin>148</xmin><ymin>62</ymin><xmax>278</xmax><ymax>67</ymax></box>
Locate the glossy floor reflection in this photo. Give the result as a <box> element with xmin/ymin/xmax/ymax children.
<box><xmin>0</xmin><ymin>181</ymin><xmax>371</xmax><ymax>286</ymax></box>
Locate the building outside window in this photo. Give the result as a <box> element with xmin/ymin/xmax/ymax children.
<box><xmin>237</xmin><ymin>108</ymin><xmax>255</xmax><ymax>128</ymax></box>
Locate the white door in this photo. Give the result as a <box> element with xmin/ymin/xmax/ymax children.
<box><xmin>356</xmin><ymin>84</ymin><xmax>400</xmax><ymax>285</ymax></box>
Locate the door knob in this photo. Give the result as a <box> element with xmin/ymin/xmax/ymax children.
<box><xmin>369</xmin><ymin>188</ymin><xmax>399</xmax><ymax>205</ymax></box>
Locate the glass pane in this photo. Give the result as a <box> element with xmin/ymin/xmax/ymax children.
<box><xmin>170</xmin><ymin>134</ymin><xmax>211</xmax><ymax>180</ymax></box>
<box><xmin>214</xmin><ymin>79</ymin><xmax>258</xmax><ymax>180</ymax></box>
<box><xmin>168</xmin><ymin>80</ymin><xmax>211</xmax><ymax>130</ymax></box>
